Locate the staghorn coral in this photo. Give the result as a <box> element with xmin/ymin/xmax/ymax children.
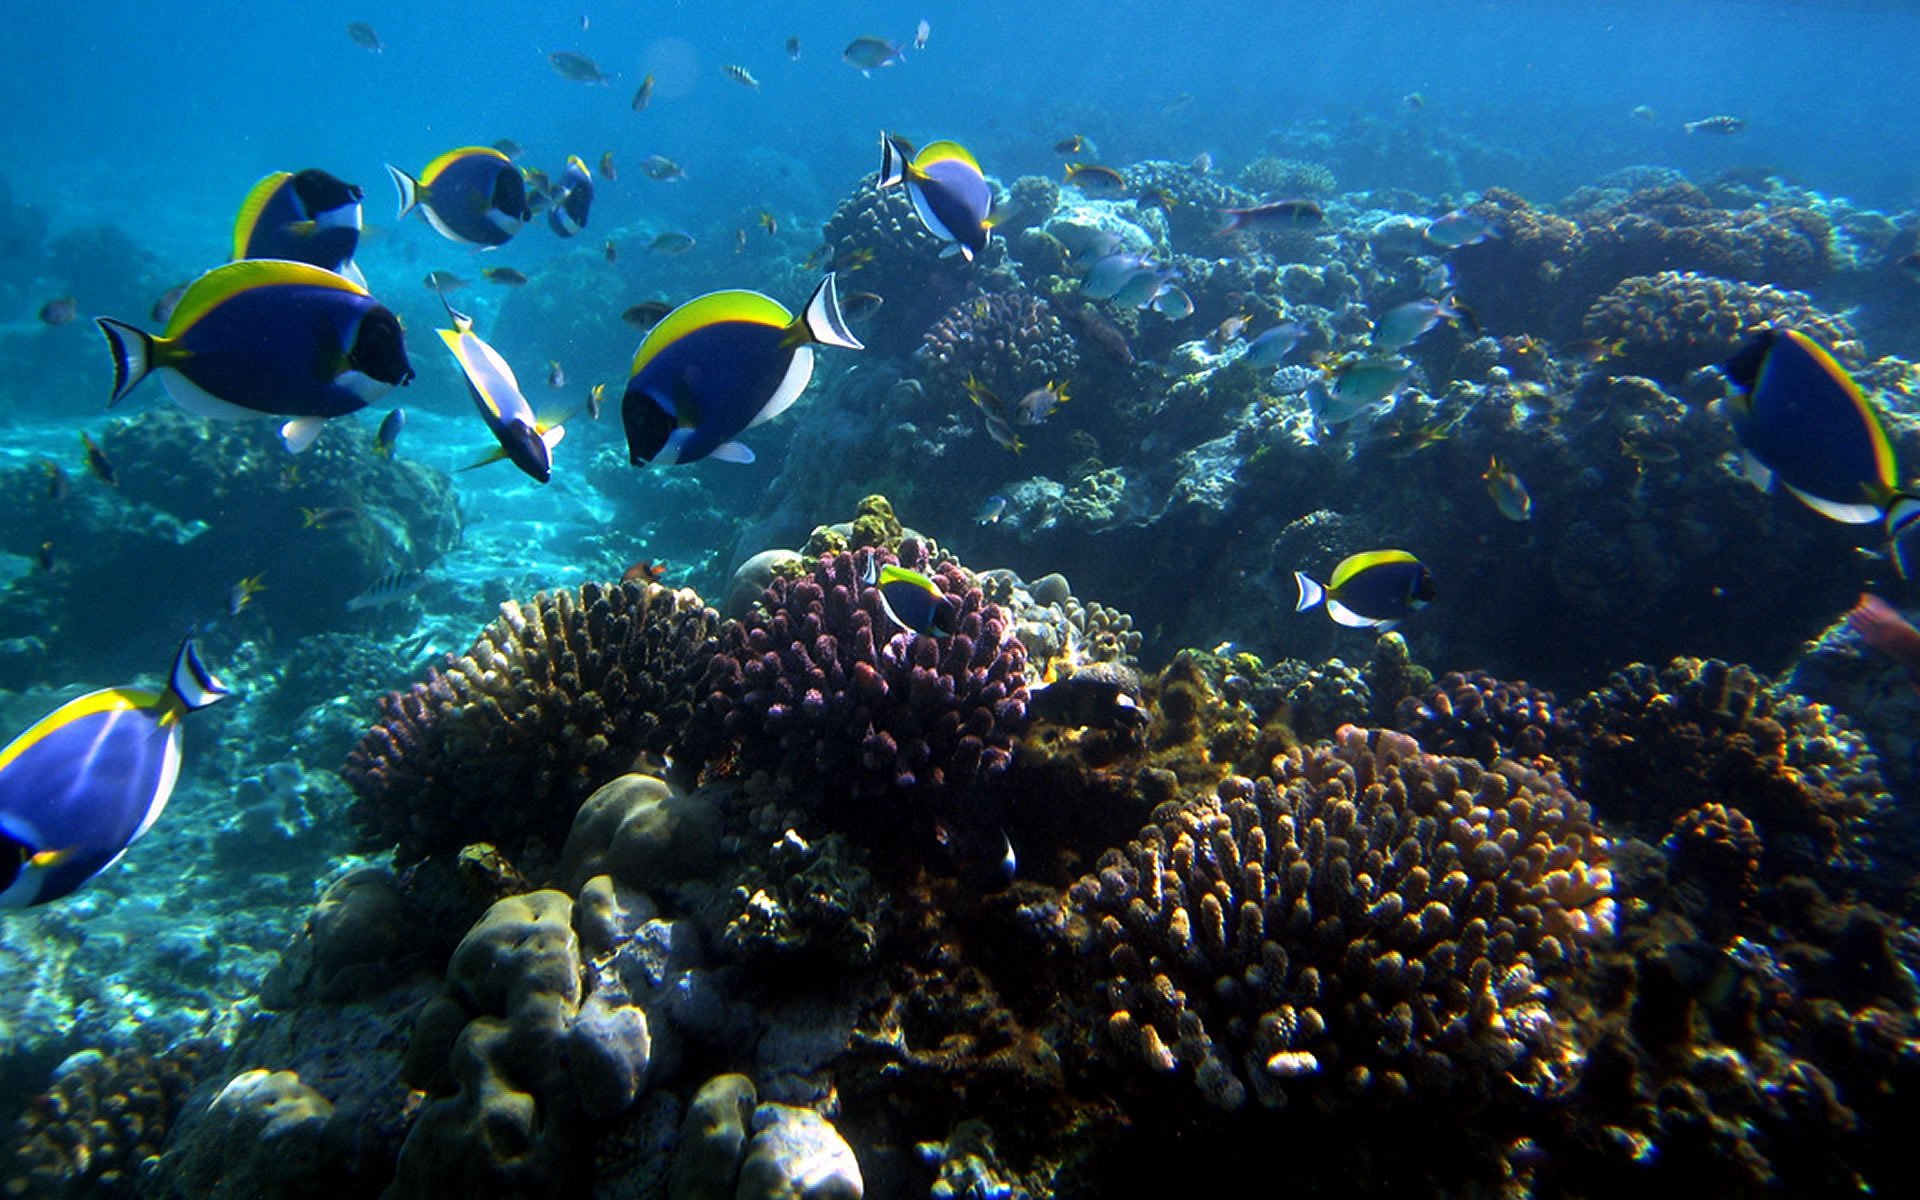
<box><xmin>342</xmin><ymin>581</ymin><xmax>719</xmax><ymax>866</ymax></box>
<box><xmin>1071</xmin><ymin>725</ymin><xmax>1612</xmax><ymax>1111</ymax></box>
<box><xmin>1574</xmin><ymin>657</ymin><xmax>1886</xmax><ymax>881</ymax></box>
<box><xmin>5</xmin><ymin>1040</ymin><xmax>224</xmax><ymax>1199</ymax></box>
<box><xmin>917</xmin><ymin>291</ymin><xmax>1079</xmax><ymax>405</ymax></box>
<box><xmin>1581</xmin><ymin>271</ymin><xmax>1857</xmax><ymax>386</ymax></box>
<box><xmin>693</xmin><ymin>545</ymin><xmax>1029</xmax><ymax>820</ymax></box>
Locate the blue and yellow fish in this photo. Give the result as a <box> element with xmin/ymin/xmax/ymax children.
<box><xmin>386</xmin><ymin>147</ymin><xmax>531</xmax><ymax>247</ymax></box>
<box><xmin>95</xmin><ymin>259</ymin><xmax>414</xmax><ymax>453</ymax></box>
<box><xmin>547</xmin><ymin>155</ymin><xmax>594</xmax><ymax>238</ymax></box>
<box><xmin>622</xmin><ymin>274</ymin><xmax>863</xmax><ymax>466</ymax></box>
<box><xmin>863</xmin><ymin>557</ymin><xmax>959</xmax><ymax>637</ymax></box>
<box><xmin>1294</xmin><ymin>550</ymin><xmax>1436</xmax><ymax>630</ymax></box>
<box><xmin>231</xmin><ymin>168</ymin><xmax>366</xmax><ymax>286</ymax></box>
<box><xmin>1720</xmin><ymin>330</ymin><xmax>1920</xmax><ymax>575</ymax></box>
<box><xmin>878</xmin><ymin>134</ymin><xmax>993</xmax><ymax>261</ymax></box>
<box><xmin>0</xmin><ymin>638</ymin><xmax>231</xmax><ymax>908</ymax></box>
<box><xmin>438</xmin><ymin>299</ymin><xmax>567</xmax><ymax>483</ymax></box>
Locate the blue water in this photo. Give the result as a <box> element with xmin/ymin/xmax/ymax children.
<box><xmin>4</xmin><ymin>0</ymin><xmax>1920</xmax><ymax>1194</ymax></box>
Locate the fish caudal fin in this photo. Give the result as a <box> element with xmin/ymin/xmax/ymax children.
<box><xmin>878</xmin><ymin>133</ymin><xmax>910</xmax><ymax>188</ymax></box>
<box><xmin>95</xmin><ymin>318</ymin><xmax>156</xmax><ymax>407</ymax></box>
<box><xmin>168</xmin><ymin>637</ymin><xmax>233</xmax><ymax>712</ymax></box>
<box><xmin>1887</xmin><ymin>493</ymin><xmax>1920</xmax><ymax>579</ymax></box>
<box><xmin>1293</xmin><ymin>571</ymin><xmax>1325</xmax><ymax>612</ymax></box>
<box><xmin>385</xmin><ymin>163</ymin><xmax>421</xmax><ymax>220</ymax></box>
<box><xmin>799</xmin><ymin>273</ymin><xmax>866</xmax><ymax>351</ymax></box>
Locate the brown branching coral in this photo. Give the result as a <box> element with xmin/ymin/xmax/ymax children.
<box><xmin>1574</xmin><ymin>657</ymin><xmax>1887</xmax><ymax>881</ymax></box>
<box><xmin>342</xmin><ymin>581</ymin><xmax>719</xmax><ymax>865</ymax></box>
<box><xmin>5</xmin><ymin>1040</ymin><xmax>223</xmax><ymax>1199</ymax></box>
<box><xmin>1071</xmin><ymin>725</ymin><xmax>1613</xmax><ymax>1111</ymax></box>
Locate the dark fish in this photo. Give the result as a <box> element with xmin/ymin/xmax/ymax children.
<box><xmin>37</xmin><ymin>542</ymin><xmax>56</xmax><ymax>573</ymax></box>
<box><xmin>302</xmin><ymin>505</ymin><xmax>361</xmax><ymax>530</ymax></box>
<box><xmin>598</xmin><ymin>152</ymin><xmax>617</xmax><ymax>182</ymax></box>
<box><xmin>621</xmin><ymin>301</ymin><xmax>673</xmax><ymax>330</ymax></box>
<box><xmin>0</xmin><ymin>638</ymin><xmax>230</xmax><ymax>907</ymax></box>
<box><xmin>150</xmin><ymin>283</ymin><xmax>188</xmax><ymax>323</ymax></box>
<box><xmin>623</xmin><ymin>560</ymin><xmax>668</xmax><ymax>584</ymax></box>
<box><xmin>843</xmin><ymin>35</ymin><xmax>905</xmax><ymax>73</ymax></box>
<box><xmin>1425</xmin><ymin>208</ymin><xmax>1499</xmax><ymax>248</ymax></box>
<box><xmin>975</xmin><ymin>495</ymin><xmax>1008</xmax><ymax>525</ymax></box>
<box><xmin>440</xmin><ymin>303</ymin><xmax>568</xmax><ymax>483</ymax></box>
<box><xmin>840</xmin><ymin>291</ymin><xmax>884</xmax><ymax>324</ymax></box>
<box><xmin>387</xmin><ymin>147</ymin><xmax>530</xmax><ymax>247</ymax></box>
<box><xmin>723</xmin><ymin>64</ymin><xmax>760</xmax><ymax>90</ymax></box>
<box><xmin>346</xmin><ymin>22</ymin><xmax>382</xmax><ymax>52</ymax></box>
<box><xmin>423</xmin><ymin>270</ymin><xmax>468</xmax><ymax>293</ymax></box>
<box><xmin>549</xmin><ymin>51</ymin><xmax>612</xmax><ymax>84</ymax></box>
<box><xmin>228</xmin><ymin>572</ymin><xmax>266</xmax><ymax>616</ymax></box>
<box><xmin>1720</xmin><ymin>329</ymin><xmax>1920</xmax><ymax>572</ymax></box>
<box><xmin>879</xmin><ymin>134</ymin><xmax>993</xmax><ymax>261</ymax></box>
<box><xmin>547</xmin><ymin>360</ymin><xmax>566</xmax><ymax>389</ymax></box>
<box><xmin>1064</xmin><ymin>305</ymin><xmax>1133</xmax><ymax>366</ymax></box>
<box><xmin>639</xmin><ymin>154</ymin><xmax>685</xmax><ymax>182</ymax></box>
<box><xmin>786</xmin><ymin>36</ymin><xmax>801</xmax><ymax>60</ymax></box>
<box><xmin>346</xmin><ymin>567</ymin><xmax>429</xmax><ymax>611</ymax></box>
<box><xmin>650</xmin><ymin>231</ymin><xmax>696</xmax><ymax>255</ymax></box>
<box><xmin>604</xmin><ymin>239</ymin><xmax>618</xmax><ymax>263</ymax></box>
<box><xmin>39</xmin><ymin>297</ymin><xmax>77</xmax><ymax>326</ymax></box>
<box><xmin>1063</xmin><ymin>163</ymin><xmax>1127</xmax><ymax>197</ymax></box>
<box><xmin>1218</xmin><ymin>200</ymin><xmax>1323</xmax><ymax>234</ymax></box>
<box><xmin>1294</xmin><ymin>550</ymin><xmax>1435</xmax><ymax>630</ymax></box>
<box><xmin>374</xmin><ymin>407</ymin><xmax>406</xmax><ymax>457</ymax></box>
<box><xmin>1054</xmin><ymin>135</ymin><xmax>1094</xmax><ymax>156</ymax></box>
<box><xmin>80</xmin><ymin>432</ymin><xmax>116</xmax><ymax>486</ymax></box>
<box><xmin>493</xmin><ymin>139</ymin><xmax>525</xmax><ymax>160</ymax></box>
<box><xmin>547</xmin><ymin>155</ymin><xmax>594</xmax><ymax>237</ymax></box>
<box><xmin>622</xmin><ymin>275</ymin><xmax>863</xmax><ymax>466</ymax></box>
<box><xmin>1403</xmin><ymin>91</ymin><xmax>1426</xmax><ymax>110</ymax></box>
<box><xmin>1897</xmin><ymin>251</ymin><xmax>1920</xmax><ymax>283</ymax></box>
<box><xmin>481</xmin><ymin>266</ymin><xmax>528</xmax><ymax>286</ymax></box>
<box><xmin>1683</xmin><ymin>115</ymin><xmax>1746</xmax><ymax>135</ymax></box>
<box><xmin>631</xmin><ymin>74</ymin><xmax>656</xmax><ymax>112</ymax></box>
<box><xmin>41</xmin><ymin>459</ymin><xmax>68</xmax><ymax>501</ymax></box>
<box><xmin>231</xmin><ymin>168</ymin><xmax>366</xmax><ymax>284</ymax></box>
<box><xmin>758</xmin><ymin>210</ymin><xmax>778</xmax><ymax>236</ymax></box>
<box><xmin>97</xmin><ymin>264</ymin><xmax>412</xmax><ymax>449</ymax></box>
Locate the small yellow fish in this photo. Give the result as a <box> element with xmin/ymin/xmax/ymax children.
<box><xmin>758</xmin><ymin>211</ymin><xmax>778</xmax><ymax>236</ymax></box>
<box><xmin>1483</xmin><ymin>456</ymin><xmax>1532</xmax><ymax>522</ymax></box>
<box><xmin>598</xmin><ymin>152</ymin><xmax>617</xmax><ymax>181</ymax></box>
<box><xmin>229</xmin><ymin>572</ymin><xmax>267</xmax><ymax>616</ymax></box>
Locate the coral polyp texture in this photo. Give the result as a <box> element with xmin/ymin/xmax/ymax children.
<box><xmin>342</xmin><ymin>581</ymin><xmax>720</xmax><ymax>864</ymax></box>
<box><xmin>695</xmin><ymin>546</ymin><xmax>1029</xmax><ymax>812</ymax></box>
<box><xmin>1071</xmin><ymin>725</ymin><xmax>1613</xmax><ymax>1111</ymax></box>
<box><xmin>1581</xmin><ymin>269</ymin><xmax>1858</xmax><ymax>385</ymax></box>
<box><xmin>1393</xmin><ymin>669</ymin><xmax>1583</xmax><ymax>772</ymax></box>
<box><xmin>918</xmin><ymin>290</ymin><xmax>1079</xmax><ymax>401</ymax></box>
<box><xmin>1573</xmin><ymin>657</ymin><xmax>1887</xmax><ymax>880</ymax></box>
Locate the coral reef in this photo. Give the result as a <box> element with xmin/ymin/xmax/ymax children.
<box><xmin>1394</xmin><ymin>669</ymin><xmax>1583</xmax><ymax>772</ymax></box>
<box><xmin>1236</xmin><ymin>155</ymin><xmax>1337</xmax><ymax>199</ymax></box>
<box><xmin>342</xmin><ymin>581</ymin><xmax>720</xmax><ymax>865</ymax></box>
<box><xmin>1581</xmin><ymin>271</ymin><xmax>1858</xmax><ymax>386</ymax></box>
<box><xmin>916</xmin><ymin>291</ymin><xmax>1079</xmax><ymax>405</ymax></box>
<box><xmin>692</xmin><ymin>545</ymin><xmax>1029</xmax><ymax>836</ymax></box>
<box><xmin>818</xmin><ymin>174</ymin><xmax>1000</xmax><ymax>357</ymax></box>
<box><xmin>1071</xmin><ymin>725</ymin><xmax>1613</xmax><ymax>1110</ymax></box>
<box><xmin>4</xmin><ymin>1040</ymin><xmax>224</xmax><ymax>1199</ymax></box>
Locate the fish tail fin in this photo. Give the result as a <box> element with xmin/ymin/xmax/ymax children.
<box><xmin>1886</xmin><ymin>492</ymin><xmax>1920</xmax><ymax>579</ymax></box>
<box><xmin>1293</xmin><ymin>571</ymin><xmax>1325</xmax><ymax>612</ymax></box>
<box><xmin>95</xmin><ymin>318</ymin><xmax>157</xmax><ymax>407</ymax></box>
<box><xmin>385</xmin><ymin>163</ymin><xmax>421</xmax><ymax>220</ymax></box>
<box><xmin>168</xmin><ymin>637</ymin><xmax>233</xmax><ymax>712</ymax></box>
<box><xmin>796</xmin><ymin>273</ymin><xmax>866</xmax><ymax>351</ymax></box>
<box><xmin>878</xmin><ymin>133</ymin><xmax>910</xmax><ymax>188</ymax></box>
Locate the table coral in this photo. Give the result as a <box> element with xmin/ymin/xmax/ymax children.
<box><xmin>1071</xmin><ymin>725</ymin><xmax>1612</xmax><ymax>1110</ymax></box>
<box><xmin>342</xmin><ymin>580</ymin><xmax>719</xmax><ymax>865</ymax></box>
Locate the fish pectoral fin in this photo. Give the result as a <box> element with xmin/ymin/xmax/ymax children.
<box><xmin>710</xmin><ymin>440</ymin><xmax>755</xmax><ymax>464</ymax></box>
<box><xmin>460</xmin><ymin>446</ymin><xmax>510</xmax><ymax>471</ymax></box>
<box><xmin>280</xmin><ymin>417</ymin><xmax>328</xmax><ymax>454</ymax></box>
<box><xmin>28</xmin><ymin>845</ymin><xmax>77</xmax><ymax>869</ymax></box>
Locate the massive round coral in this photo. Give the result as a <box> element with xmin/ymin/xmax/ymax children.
<box><xmin>1581</xmin><ymin>270</ymin><xmax>1857</xmax><ymax>386</ymax></box>
<box><xmin>917</xmin><ymin>290</ymin><xmax>1079</xmax><ymax>403</ymax></box>
<box><xmin>342</xmin><ymin>581</ymin><xmax>720</xmax><ymax>865</ymax></box>
<box><xmin>1071</xmin><ymin>725</ymin><xmax>1612</xmax><ymax>1111</ymax></box>
<box><xmin>693</xmin><ymin>546</ymin><xmax>1029</xmax><ymax>813</ymax></box>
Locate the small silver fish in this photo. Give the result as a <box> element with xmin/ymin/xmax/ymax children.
<box><xmin>723</xmin><ymin>63</ymin><xmax>761</xmax><ymax>89</ymax></box>
<box><xmin>1015</xmin><ymin>382</ymin><xmax>1069</xmax><ymax>426</ymax></box>
<box><xmin>1244</xmin><ymin>322</ymin><xmax>1305</xmax><ymax>366</ymax></box>
<box><xmin>547</xmin><ymin>360</ymin><xmax>566</xmax><ymax>389</ymax></box>
<box><xmin>976</xmin><ymin>494</ymin><xmax>1008</xmax><ymax>525</ymax></box>
<box><xmin>1371</xmin><ymin>297</ymin><xmax>1465</xmax><ymax>353</ymax></box>
<box><xmin>1683</xmin><ymin>115</ymin><xmax>1746</xmax><ymax>135</ymax></box>
<box><xmin>1309</xmin><ymin>358</ymin><xmax>1413</xmax><ymax>426</ymax></box>
<box><xmin>549</xmin><ymin>51</ymin><xmax>612</xmax><ymax>84</ymax></box>
<box><xmin>1425</xmin><ymin>210</ymin><xmax>1498</xmax><ymax>248</ymax></box>
<box><xmin>915</xmin><ymin>19</ymin><xmax>931</xmax><ymax>50</ymax></box>
<box><xmin>346</xmin><ymin>567</ymin><xmax>429</xmax><ymax>612</ymax></box>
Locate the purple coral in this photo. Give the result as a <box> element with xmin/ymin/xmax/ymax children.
<box><xmin>695</xmin><ymin>547</ymin><xmax>1029</xmax><ymax>805</ymax></box>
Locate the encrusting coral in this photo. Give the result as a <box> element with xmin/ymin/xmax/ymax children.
<box><xmin>1071</xmin><ymin>725</ymin><xmax>1613</xmax><ymax>1111</ymax></box>
<box><xmin>342</xmin><ymin>580</ymin><xmax>719</xmax><ymax>865</ymax></box>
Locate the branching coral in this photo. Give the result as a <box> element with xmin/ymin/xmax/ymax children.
<box><xmin>1581</xmin><ymin>270</ymin><xmax>1857</xmax><ymax>386</ymax></box>
<box><xmin>342</xmin><ymin>581</ymin><xmax>719</xmax><ymax>865</ymax></box>
<box><xmin>1071</xmin><ymin>725</ymin><xmax>1612</xmax><ymax>1110</ymax></box>
<box><xmin>918</xmin><ymin>291</ymin><xmax>1079</xmax><ymax>404</ymax></box>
